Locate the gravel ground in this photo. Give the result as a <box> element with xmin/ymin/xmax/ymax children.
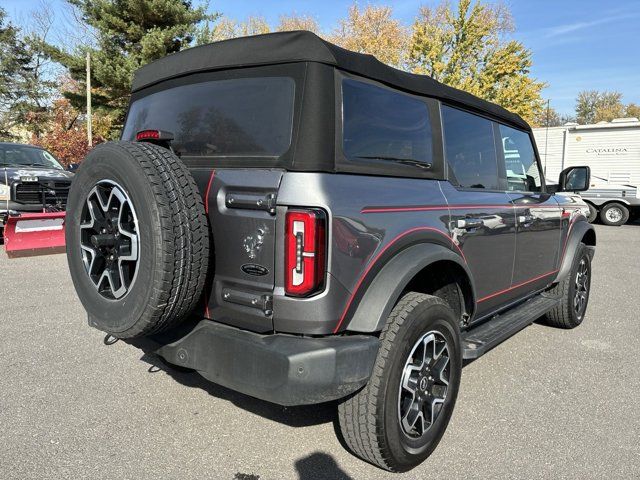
<box><xmin>0</xmin><ymin>223</ymin><xmax>638</xmax><ymax>479</ymax></box>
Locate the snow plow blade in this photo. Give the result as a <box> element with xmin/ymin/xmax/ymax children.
<box><xmin>2</xmin><ymin>212</ymin><xmax>66</xmax><ymax>258</ymax></box>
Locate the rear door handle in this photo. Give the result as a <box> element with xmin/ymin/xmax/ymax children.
<box><xmin>456</xmin><ymin>218</ymin><xmax>484</xmax><ymax>230</ymax></box>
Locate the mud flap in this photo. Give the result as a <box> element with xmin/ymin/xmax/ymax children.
<box><xmin>2</xmin><ymin>212</ymin><xmax>66</xmax><ymax>258</ymax></box>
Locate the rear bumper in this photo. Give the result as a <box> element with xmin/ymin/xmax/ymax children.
<box><xmin>157</xmin><ymin>320</ymin><xmax>379</xmax><ymax>406</ymax></box>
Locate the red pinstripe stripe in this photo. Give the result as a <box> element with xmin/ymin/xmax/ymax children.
<box><xmin>361</xmin><ymin>204</ymin><xmax>561</xmax><ymax>214</ymax></box>
<box><xmin>477</xmin><ymin>270</ymin><xmax>559</xmax><ymax>303</ymax></box>
<box><xmin>333</xmin><ymin>226</ymin><xmax>465</xmax><ymax>333</ymax></box>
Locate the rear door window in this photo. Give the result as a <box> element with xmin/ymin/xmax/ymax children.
<box><xmin>122</xmin><ymin>77</ymin><xmax>295</xmax><ymax>157</ymax></box>
<box><xmin>441</xmin><ymin>105</ymin><xmax>499</xmax><ymax>190</ymax></box>
<box><xmin>342</xmin><ymin>79</ymin><xmax>433</xmax><ymax>166</ymax></box>
<box><xmin>498</xmin><ymin>124</ymin><xmax>542</xmax><ymax>192</ymax></box>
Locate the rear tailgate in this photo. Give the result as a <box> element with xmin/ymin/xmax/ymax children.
<box><xmin>191</xmin><ymin>168</ymin><xmax>283</xmax><ymax>333</ymax></box>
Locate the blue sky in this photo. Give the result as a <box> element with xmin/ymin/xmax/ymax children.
<box><xmin>4</xmin><ymin>0</ymin><xmax>639</xmax><ymax>115</ymax></box>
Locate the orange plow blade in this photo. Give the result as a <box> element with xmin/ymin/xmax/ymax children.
<box><xmin>2</xmin><ymin>212</ymin><xmax>66</xmax><ymax>258</ymax></box>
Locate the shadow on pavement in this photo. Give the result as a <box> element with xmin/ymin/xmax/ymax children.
<box><xmin>295</xmin><ymin>452</ymin><xmax>353</xmax><ymax>480</ymax></box>
<box><xmin>124</xmin><ymin>334</ymin><xmax>337</xmax><ymax>429</ymax></box>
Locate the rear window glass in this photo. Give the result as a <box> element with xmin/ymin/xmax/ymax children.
<box><xmin>442</xmin><ymin>105</ymin><xmax>499</xmax><ymax>190</ymax></box>
<box><xmin>122</xmin><ymin>77</ymin><xmax>295</xmax><ymax>157</ymax></box>
<box><xmin>342</xmin><ymin>79</ymin><xmax>432</xmax><ymax>165</ymax></box>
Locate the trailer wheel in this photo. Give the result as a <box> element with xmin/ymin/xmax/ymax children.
<box><xmin>66</xmin><ymin>142</ymin><xmax>210</xmax><ymax>338</ymax></box>
<box><xmin>599</xmin><ymin>202</ymin><xmax>629</xmax><ymax>226</ymax></box>
<box><xmin>586</xmin><ymin>203</ymin><xmax>598</xmax><ymax>223</ymax></box>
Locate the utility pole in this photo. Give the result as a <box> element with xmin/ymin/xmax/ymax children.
<box><xmin>543</xmin><ymin>98</ymin><xmax>550</xmax><ymax>175</ymax></box>
<box><xmin>86</xmin><ymin>51</ymin><xmax>92</xmax><ymax>147</ymax></box>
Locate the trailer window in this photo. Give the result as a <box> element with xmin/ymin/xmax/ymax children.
<box><xmin>498</xmin><ymin>124</ymin><xmax>541</xmax><ymax>192</ymax></box>
<box><xmin>122</xmin><ymin>77</ymin><xmax>295</xmax><ymax>158</ymax></box>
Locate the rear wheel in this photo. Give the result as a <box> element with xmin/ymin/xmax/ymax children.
<box><xmin>599</xmin><ymin>202</ymin><xmax>629</xmax><ymax>226</ymax></box>
<box><xmin>66</xmin><ymin>141</ymin><xmax>209</xmax><ymax>338</ymax></box>
<box><xmin>338</xmin><ymin>293</ymin><xmax>461</xmax><ymax>472</ymax></box>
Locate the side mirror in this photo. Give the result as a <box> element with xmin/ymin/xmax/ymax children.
<box><xmin>559</xmin><ymin>166</ymin><xmax>590</xmax><ymax>192</ymax></box>
<box><xmin>67</xmin><ymin>163</ymin><xmax>79</xmax><ymax>172</ymax></box>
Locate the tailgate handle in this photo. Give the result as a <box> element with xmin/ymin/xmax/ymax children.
<box><xmin>226</xmin><ymin>192</ymin><xmax>277</xmax><ymax>215</ymax></box>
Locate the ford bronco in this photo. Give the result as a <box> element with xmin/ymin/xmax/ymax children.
<box><xmin>65</xmin><ymin>32</ymin><xmax>595</xmax><ymax>471</ymax></box>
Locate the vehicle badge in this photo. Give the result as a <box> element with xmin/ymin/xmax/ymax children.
<box><xmin>243</xmin><ymin>226</ymin><xmax>267</xmax><ymax>259</ymax></box>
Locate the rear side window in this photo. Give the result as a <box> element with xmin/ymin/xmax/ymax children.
<box><xmin>499</xmin><ymin>124</ymin><xmax>542</xmax><ymax>192</ymax></box>
<box><xmin>442</xmin><ymin>105</ymin><xmax>499</xmax><ymax>190</ymax></box>
<box><xmin>342</xmin><ymin>79</ymin><xmax>432</xmax><ymax>165</ymax></box>
<box><xmin>122</xmin><ymin>77</ymin><xmax>295</xmax><ymax>157</ymax></box>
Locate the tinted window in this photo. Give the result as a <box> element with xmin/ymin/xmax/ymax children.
<box><xmin>499</xmin><ymin>124</ymin><xmax>541</xmax><ymax>191</ymax></box>
<box><xmin>442</xmin><ymin>105</ymin><xmax>499</xmax><ymax>190</ymax></box>
<box><xmin>122</xmin><ymin>77</ymin><xmax>295</xmax><ymax>157</ymax></box>
<box><xmin>342</xmin><ymin>79</ymin><xmax>432</xmax><ymax>165</ymax></box>
<box><xmin>0</xmin><ymin>145</ymin><xmax>63</xmax><ymax>170</ymax></box>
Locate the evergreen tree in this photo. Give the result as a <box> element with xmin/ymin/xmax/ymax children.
<box><xmin>46</xmin><ymin>0</ymin><xmax>214</xmax><ymax>133</ymax></box>
<box><xmin>0</xmin><ymin>8</ymin><xmax>34</xmax><ymax>139</ymax></box>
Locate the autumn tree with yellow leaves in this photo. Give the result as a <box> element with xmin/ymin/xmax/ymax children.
<box><xmin>329</xmin><ymin>5</ymin><xmax>408</xmax><ymax>68</ymax></box>
<box><xmin>409</xmin><ymin>0</ymin><xmax>545</xmax><ymax>124</ymax></box>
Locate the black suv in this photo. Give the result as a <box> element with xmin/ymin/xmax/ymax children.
<box><xmin>65</xmin><ymin>32</ymin><xmax>595</xmax><ymax>472</ymax></box>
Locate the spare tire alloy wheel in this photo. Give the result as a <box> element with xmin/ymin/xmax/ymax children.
<box><xmin>399</xmin><ymin>331</ymin><xmax>450</xmax><ymax>438</ymax></box>
<box><xmin>80</xmin><ymin>180</ymin><xmax>139</xmax><ymax>300</ymax></box>
<box><xmin>66</xmin><ymin>141</ymin><xmax>209</xmax><ymax>339</ymax></box>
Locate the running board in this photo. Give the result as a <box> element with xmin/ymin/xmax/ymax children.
<box><xmin>462</xmin><ymin>295</ymin><xmax>560</xmax><ymax>360</ymax></box>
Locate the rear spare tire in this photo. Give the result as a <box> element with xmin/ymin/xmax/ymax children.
<box><xmin>66</xmin><ymin>141</ymin><xmax>209</xmax><ymax>338</ymax></box>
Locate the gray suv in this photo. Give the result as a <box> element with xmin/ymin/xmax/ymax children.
<box><xmin>65</xmin><ymin>32</ymin><xmax>596</xmax><ymax>472</ymax></box>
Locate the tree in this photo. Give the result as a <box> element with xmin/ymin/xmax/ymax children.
<box><xmin>276</xmin><ymin>14</ymin><xmax>320</xmax><ymax>34</ymax></box>
<box><xmin>626</xmin><ymin>103</ymin><xmax>640</xmax><ymax>119</ymax></box>
<box><xmin>30</xmin><ymin>97</ymin><xmax>104</xmax><ymax>165</ymax></box>
<box><xmin>0</xmin><ymin>8</ymin><xmax>35</xmax><ymax>140</ymax></box>
<box><xmin>575</xmin><ymin>90</ymin><xmax>624</xmax><ymax>124</ymax></box>
<box><xmin>46</xmin><ymin>0</ymin><xmax>214</xmax><ymax>134</ymax></box>
<box><xmin>408</xmin><ymin>0</ymin><xmax>545</xmax><ymax>124</ymax></box>
<box><xmin>330</xmin><ymin>5</ymin><xmax>407</xmax><ymax>67</ymax></box>
<box><xmin>196</xmin><ymin>13</ymin><xmax>321</xmax><ymax>45</ymax></box>
<box><xmin>198</xmin><ymin>16</ymin><xmax>270</xmax><ymax>43</ymax></box>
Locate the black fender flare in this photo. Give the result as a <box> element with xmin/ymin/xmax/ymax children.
<box><xmin>346</xmin><ymin>243</ymin><xmax>475</xmax><ymax>333</ymax></box>
<box><xmin>556</xmin><ymin>219</ymin><xmax>596</xmax><ymax>283</ymax></box>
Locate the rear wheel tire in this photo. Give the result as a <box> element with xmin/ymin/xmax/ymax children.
<box><xmin>599</xmin><ymin>202</ymin><xmax>629</xmax><ymax>226</ymax></box>
<box><xmin>338</xmin><ymin>293</ymin><xmax>461</xmax><ymax>472</ymax></box>
<box><xmin>66</xmin><ymin>141</ymin><xmax>209</xmax><ymax>338</ymax></box>
<box><xmin>544</xmin><ymin>243</ymin><xmax>591</xmax><ymax>329</ymax></box>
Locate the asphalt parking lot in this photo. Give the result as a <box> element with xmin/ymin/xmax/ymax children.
<box><xmin>0</xmin><ymin>223</ymin><xmax>638</xmax><ymax>479</ymax></box>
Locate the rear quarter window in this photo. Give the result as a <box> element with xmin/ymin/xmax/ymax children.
<box><xmin>342</xmin><ymin>78</ymin><xmax>433</xmax><ymax>166</ymax></box>
<box><xmin>122</xmin><ymin>77</ymin><xmax>295</xmax><ymax>157</ymax></box>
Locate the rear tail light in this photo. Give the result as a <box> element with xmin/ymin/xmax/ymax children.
<box><xmin>285</xmin><ymin>209</ymin><xmax>326</xmax><ymax>296</ymax></box>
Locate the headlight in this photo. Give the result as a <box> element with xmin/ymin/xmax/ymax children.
<box><xmin>0</xmin><ymin>183</ymin><xmax>9</xmax><ymax>201</ymax></box>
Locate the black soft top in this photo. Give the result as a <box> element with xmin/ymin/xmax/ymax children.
<box><xmin>132</xmin><ymin>31</ymin><xmax>529</xmax><ymax>131</ymax></box>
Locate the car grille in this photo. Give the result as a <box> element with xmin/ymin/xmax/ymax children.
<box><xmin>14</xmin><ymin>181</ymin><xmax>71</xmax><ymax>207</ymax></box>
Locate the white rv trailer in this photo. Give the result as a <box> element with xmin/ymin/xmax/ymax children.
<box><xmin>533</xmin><ymin>118</ymin><xmax>640</xmax><ymax>225</ymax></box>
